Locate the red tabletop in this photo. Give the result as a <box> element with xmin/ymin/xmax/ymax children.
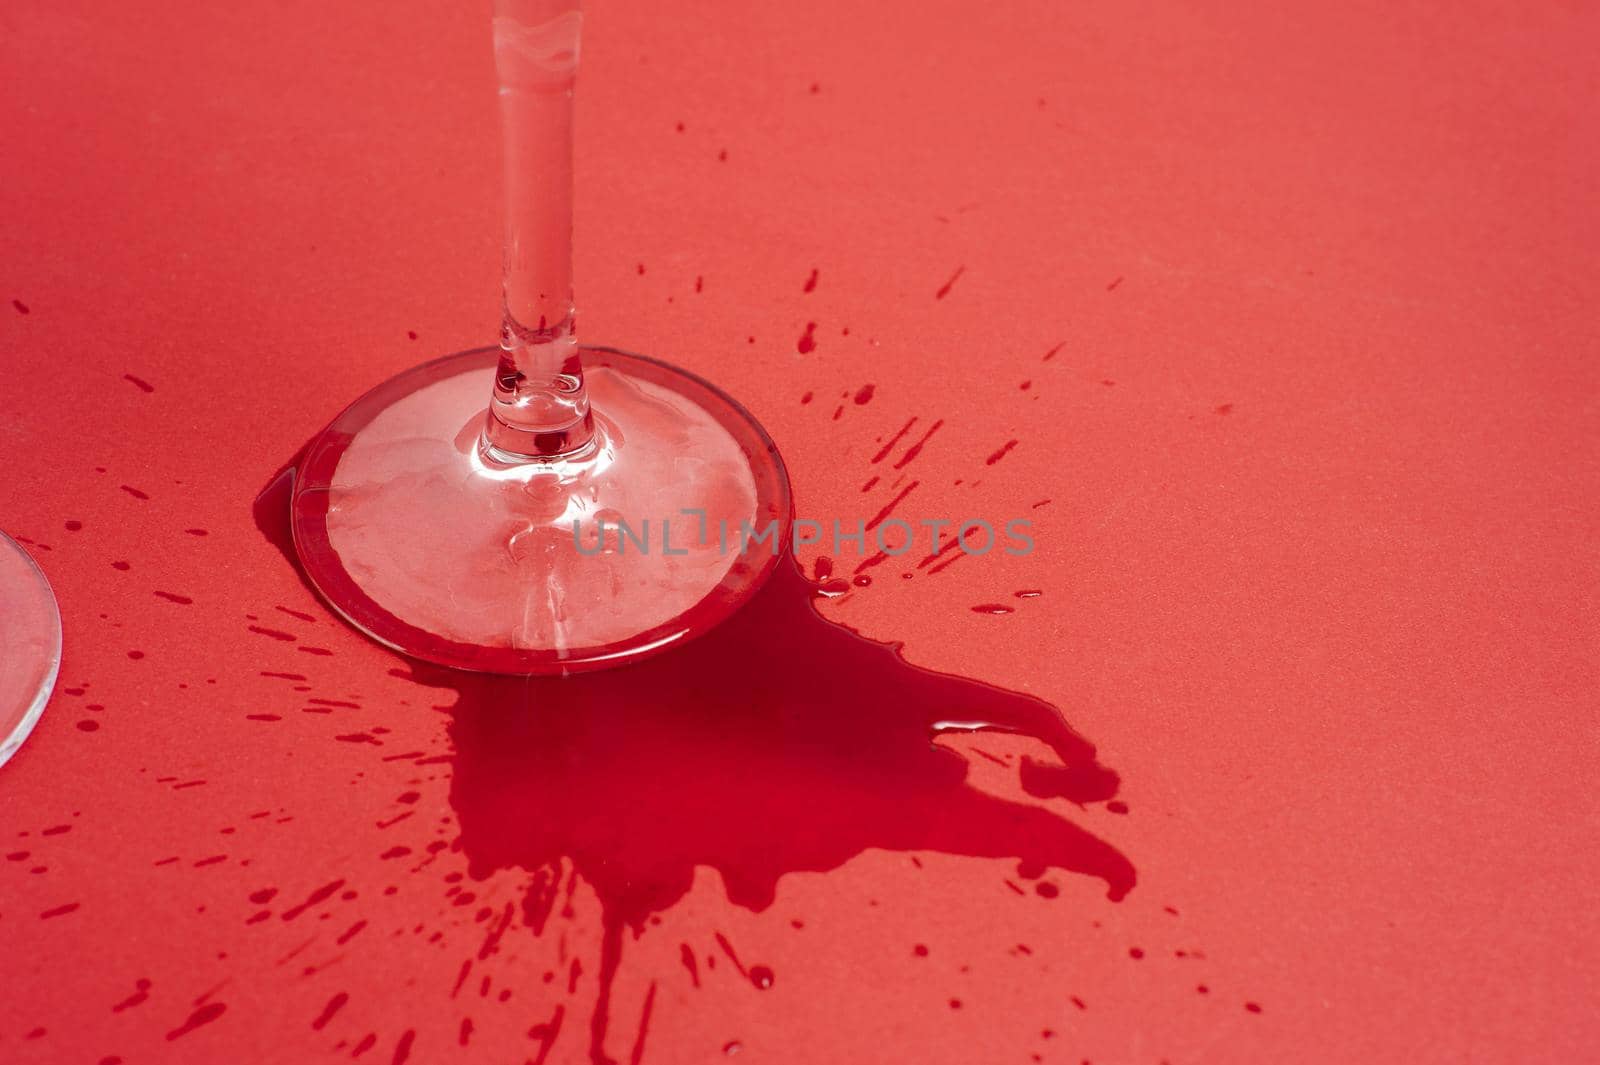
<box><xmin>3</xmin><ymin>2</ymin><xmax>1596</xmax><ymax>1063</ymax></box>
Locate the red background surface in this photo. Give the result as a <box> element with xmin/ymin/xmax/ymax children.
<box><xmin>3</xmin><ymin>1</ymin><xmax>1597</xmax><ymax>1062</ymax></box>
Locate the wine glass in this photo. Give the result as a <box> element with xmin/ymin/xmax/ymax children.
<box><xmin>0</xmin><ymin>531</ymin><xmax>61</xmax><ymax>768</ymax></box>
<box><xmin>289</xmin><ymin>0</ymin><xmax>791</xmax><ymax>674</ymax></box>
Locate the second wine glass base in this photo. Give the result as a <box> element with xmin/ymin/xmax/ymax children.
<box><xmin>291</xmin><ymin>346</ymin><xmax>792</xmax><ymax>675</ymax></box>
<box><xmin>0</xmin><ymin>531</ymin><xmax>61</xmax><ymax>769</ymax></box>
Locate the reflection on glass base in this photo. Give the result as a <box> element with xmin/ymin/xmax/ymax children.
<box><xmin>291</xmin><ymin>347</ymin><xmax>792</xmax><ymax>675</ymax></box>
<box><xmin>0</xmin><ymin>531</ymin><xmax>61</xmax><ymax>768</ymax></box>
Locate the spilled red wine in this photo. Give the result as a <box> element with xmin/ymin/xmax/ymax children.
<box><xmin>257</xmin><ymin>461</ymin><xmax>1133</xmax><ymax>1064</ymax></box>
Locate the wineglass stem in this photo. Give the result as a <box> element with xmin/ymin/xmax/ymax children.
<box><xmin>486</xmin><ymin>0</ymin><xmax>593</xmax><ymax>459</ymax></box>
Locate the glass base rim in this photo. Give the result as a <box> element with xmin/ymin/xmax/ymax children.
<box><xmin>0</xmin><ymin>531</ymin><xmax>62</xmax><ymax>769</ymax></box>
<box><xmin>290</xmin><ymin>345</ymin><xmax>793</xmax><ymax>676</ymax></box>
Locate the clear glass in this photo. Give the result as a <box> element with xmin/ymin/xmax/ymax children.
<box><xmin>289</xmin><ymin>0</ymin><xmax>791</xmax><ymax>674</ymax></box>
<box><xmin>0</xmin><ymin>531</ymin><xmax>61</xmax><ymax>768</ymax></box>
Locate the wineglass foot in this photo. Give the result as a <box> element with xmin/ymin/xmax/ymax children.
<box><xmin>0</xmin><ymin>532</ymin><xmax>61</xmax><ymax>768</ymax></box>
<box><xmin>291</xmin><ymin>346</ymin><xmax>792</xmax><ymax>674</ymax></box>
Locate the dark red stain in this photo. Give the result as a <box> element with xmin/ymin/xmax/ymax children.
<box><xmin>153</xmin><ymin>591</ymin><xmax>193</xmax><ymax>605</ymax></box>
<box><xmin>40</xmin><ymin>902</ymin><xmax>79</xmax><ymax>920</ymax></box>
<box><xmin>1106</xmin><ymin>276</ymin><xmax>1123</xmax><ymax>291</ymax></box>
<box><xmin>77</xmin><ymin>719</ymin><xmax>100</xmax><ymax>732</ymax></box>
<box><xmin>416</xmin><ymin>555</ymin><xmax>1130</xmax><ymax>1060</ymax></box>
<box><xmin>1042</xmin><ymin>343</ymin><xmax>1063</xmax><ymax>362</ymax></box>
<box><xmin>814</xmin><ymin>577</ymin><xmax>850</xmax><ymax>597</ymax></box>
<box><xmin>123</xmin><ymin>374</ymin><xmax>155</xmax><ymax>393</ymax></box>
<box><xmin>281</xmin><ymin>878</ymin><xmax>345</xmax><ymax>921</ymax></box>
<box><xmin>311</xmin><ymin>992</ymin><xmax>348</xmax><ymax>1030</ymax></box>
<box><xmin>865</xmin><ymin>481</ymin><xmax>919</xmax><ymax>532</ymax></box>
<box><xmin>65</xmin><ymin>519</ymin><xmax>82</xmax><ymax>531</ymax></box>
<box><xmin>392</xmin><ymin>1029</ymin><xmax>417</xmax><ymax>1063</ymax></box>
<box><xmin>248</xmin><ymin>625</ymin><xmax>296</xmax><ymax>641</ymax></box>
<box><xmin>1107</xmin><ymin>801</ymin><xmax>1129</xmax><ymax>815</ymax></box>
<box><xmin>984</xmin><ymin>440</ymin><xmax>1018</xmax><ymax>466</ymax></box>
<box><xmin>120</xmin><ymin>485</ymin><xmax>150</xmax><ymax>500</ymax></box>
<box><xmin>935</xmin><ymin>266</ymin><xmax>965</xmax><ymax>300</ymax></box>
<box><xmin>1015</xmin><ymin>590</ymin><xmax>1042</xmax><ymax>599</ymax></box>
<box><xmin>276</xmin><ymin>605</ymin><xmax>318</xmax><ymax>622</ymax></box>
<box><xmin>12</xmin><ymin>298</ymin><xmax>29</xmax><ymax>314</ymax></box>
<box><xmin>111</xmin><ymin>979</ymin><xmax>151</xmax><ymax>1013</ymax></box>
<box><xmin>164</xmin><ymin>1002</ymin><xmax>226</xmax><ymax>1041</ymax></box>
<box><xmin>1215</xmin><ymin>403</ymin><xmax>1234</xmax><ymax>415</ymax></box>
<box><xmin>529</xmin><ymin>1005</ymin><xmax>565</xmax><ymax>1065</ymax></box>
<box><xmin>796</xmin><ymin>322</ymin><xmax>817</xmax><ymax>354</ymax></box>
<box><xmin>972</xmin><ymin>604</ymin><xmax>1015</xmax><ymax>616</ymax></box>
<box><xmin>679</xmin><ymin>943</ymin><xmax>700</xmax><ymax>987</ymax></box>
<box><xmin>711</xmin><ymin>932</ymin><xmax>773</xmax><ymax>990</ymax></box>
<box><xmin>871</xmin><ymin>417</ymin><xmax>917</xmax><ymax>463</ymax></box>
<box><xmin>186</xmin><ymin>528</ymin><xmax>209</xmax><ymax>536</ymax></box>
<box><xmin>111</xmin><ymin>561</ymin><xmax>130</xmax><ymax>571</ymax></box>
<box><xmin>407</xmin><ymin>331</ymin><xmax>418</xmax><ymax>340</ymax></box>
<box><xmin>803</xmin><ymin>268</ymin><xmax>818</xmax><ymax>293</ymax></box>
<box><xmin>1245</xmin><ymin>1001</ymin><xmax>1263</xmax><ymax>1013</ymax></box>
<box><xmin>1129</xmin><ymin>947</ymin><xmax>1144</xmax><ymax>959</ymax></box>
<box><xmin>799</xmin><ymin>392</ymin><xmax>813</xmax><ymax>405</ymax></box>
<box><xmin>627</xmin><ymin>983</ymin><xmax>657</xmax><ymax>1065</ymax></box>
<box><xmin>256</xmin><ymin>461</ymin><xmax>1132</xmax><ymax>1065</ymax></box>
<box><xmin>853</xmin><ymin>383</ymin><xmax>874</xmax><ymax>405</ymax></box>
<box><xmin>926</xmin><ymin>543</ymin><xmax>969</xmax><ymax>576</ymax></box>
<box><xmin>892</xmin><ymin>420</ymin><xmax>943</xmax><ymax>470</ymax></box>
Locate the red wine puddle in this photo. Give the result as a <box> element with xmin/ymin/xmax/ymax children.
<box><xmin>255</xmin><ymin>453</ymin><xmax>1133</xmax><ymax>1064</ymax></box>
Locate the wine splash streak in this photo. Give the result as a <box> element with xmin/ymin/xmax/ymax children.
<box><xmin>257</xmin><ymin>458</ymin><xmax>1134</xmax><ymax>1064</ymax></box>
